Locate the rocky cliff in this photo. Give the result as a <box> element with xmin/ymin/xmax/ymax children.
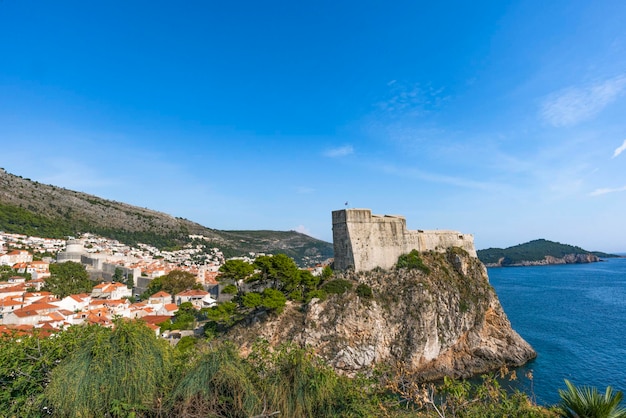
<box><xmin>228</xmin><ymin>248</ymin><xmax>535</xmax><ymax>381</ymax></box>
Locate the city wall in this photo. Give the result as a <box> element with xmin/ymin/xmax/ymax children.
<box><xmin>332</xmin><ymin>209</ymin><xmax>477</xmax><ymax>272</ymax></box>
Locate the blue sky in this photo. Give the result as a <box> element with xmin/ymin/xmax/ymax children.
<box><xmin>1</xmin><ymin>1</ymin><xmax>625</xmax><ymax>252</ymax></box>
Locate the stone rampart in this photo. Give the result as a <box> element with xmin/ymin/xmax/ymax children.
<box><xmin>332</xmin><ymin>209</ymin><xmax>477</xmax><ymax>271</ymax></box>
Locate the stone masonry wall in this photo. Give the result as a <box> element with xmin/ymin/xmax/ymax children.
<box><xmin>332</xmin><ymin>209</ymin><xmax>477</xmax><ymax>271</ymax></box>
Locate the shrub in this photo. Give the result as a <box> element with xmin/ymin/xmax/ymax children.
<box><xmin>385</xmin><ymin>370</ymin><xmax>555</xmax><ymax>417</ymax></box>
<box><xmin>305</xmin><ymin>289</ymin><xmax>327</xmax><ymax>302</ymax></box>
<box><xmin>242</xmin><ymin>292</ymin><xmax>263</xmax><ymax>309</ymax></box>
<box><xmin>242</xmin><ymin>289</ymin><xmax>287</xmax><ymax>314</ymax></box>
<box><xmin>321</xmin><ymin>265</ymin><xmax>334</xmax><ymax>280</ymax></box>
<box><xmin>356</xmin><ymin>283</ymin><xmax>373</xmax><ymax>299</ymax></box>
<box><xmin>321</xmin><ymin>279</ymin><xmax>353</xmax><ymax>295</ymax></box>
<box><xmin>396</xmin><ymin>250</ymin><xmax>431</xmax><ymax>274</ymax></box>
<box><xmin>222</xmin><ymin>284</ymin><xmax>238</xmax><ymax>294</ymax></box>
<box><xmin>176</xmin><ymin>336</ymin><xmax>197</xmax><ymax>353</ymax></box>
<box><xmin>260</xmin><ymin>288</ymin><xmax>287</xmax><ymax>314</ymax></box>
<box><xmin>288</xmin><ymin>290</ymin><xmax>303</xmax><ymax>302</ymax></box>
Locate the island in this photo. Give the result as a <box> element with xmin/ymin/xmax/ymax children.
<box><xmin>477</xmin><ymin>239</ymin><xmax>618</xmax><ymax>267</ymax></box>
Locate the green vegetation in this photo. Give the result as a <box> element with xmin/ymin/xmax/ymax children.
<box><xmin>390</xmin><ymin>372</ymin><xmax>558</xmax><ymax>417</ymax></box>
<box><xmin>356</xmin><ymin>283</ymin><xmax>373</xmax><ymax>299</ymax></box>
<box><xmin>44</xmin><ymin>261</ymin><xmax>93</xmax><ymax>298</ymax></box>
<box><xmin>219</xmin><ymin>259</ymin><xmax>255</xmax><ymax>282</ymax></box>
<box><xmin>0</xmin><ymin>202</ymin><xmax>76</xmax><ymax>239</ymax></box>
<box><xmin>204</xmin><ymin>301</ymin><xmax>239</xmax><ymax>331</ymax></box>
<box><xmin>241</xmin><ymin>288</ymin><xmax>288</xmax><ymax>313</ymax></box>
<box><xmin>141</xmin><ymin>269</ymin><xmax>201</xmax><ymax>299</ymax></box>
<box><xmin>201</xmin><ymin>254</ymin><xmax>341</xmax><ymax>335</ymax></box>
<box><xmin>0</xmin><ymin>202</ymin><xmax>188</xmax><ymax>249</ymax></box>
<box><xmin>0</xmin><ymin>251</ymin><xmax>618</xmax><ymax>418</ymax></box>
<box><xmin>167</xmin><ymin>342</ymin><xmax>260</xmax><ymax>417</ymax></box>
<box><xmin>0</xmin><ymin>265</ymin><xmax>31</xmax><ymax>281</ymax></box>
<box><xmin>159</xmin><ymin>302</ymin><xmax>198</xmax><ymax>330</ymax></box>
<box><xmin>45</xmin><ymin>319</ymin><xmax>171</xmax><ymax>417</ymax></box>
<box><xmin>221</xmin><ymin>283</ymin><xmax>238</xmax><ymax>294</ymax></box>
<box><xmin>252</xmin><ymin>254</ymin><xmax>300</xmax><ymax>290</ymax></box>
<box><xmin>321</xmin><ymin>278</ymin><xmax>353</xmax><ymax>295</ymax></box>
<box><xmin>558</xmin><ymin>379</ymin><xmax>626</xmax><ymax>418</ymax></box>
<box><xmin>477</xmin><ymin>239</ymin><xmax>617</xmax><ymax>266</ymax></box>
<box><xmin>396</xmin><ymin>249</ymin><xmax>431</xmax><ymax>274</ymax></box>
<box><xmin>3</xmin><ymin>320</ymin><xmax>595</xmax><ymax>417</ymax></box>
<box><xmin>0</xmin><ymin>324</ymin><xmax>105</xmax><ymax>416</ymax></box>
<box><xmin>1</xmin><ymin>322</ymin><xmax>379</xmax><ymax>417</ymax></box>
<box><xmin>218</xmin><ymin>259</ymin><xmax>254</xmax><ymax>294</ymax></box>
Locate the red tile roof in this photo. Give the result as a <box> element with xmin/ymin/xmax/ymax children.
<box><xmin>141</xmin><ymin>315</ymin><xmax>172</xmax><ymax>325</ymax></box>
<box><xmin>176</xmin><ymin>289</ymin><xmax>208</xmax><ymax>297</ymax></box>
<box><xmin>151</xmin><ymin>291</ymin><xmax>172</xmax><ymax>298</ymax></box>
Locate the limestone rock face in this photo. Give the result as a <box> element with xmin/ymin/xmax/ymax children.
<box><xmin>229</xmin><ymin>249</ymin><xmax>535</xmax><ymax>381</ymax></box>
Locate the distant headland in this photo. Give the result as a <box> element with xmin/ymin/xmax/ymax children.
<box><xmin>477</xmin><ymin>239</ymin><xmax>619</xmax><ymax>267</ymax></box>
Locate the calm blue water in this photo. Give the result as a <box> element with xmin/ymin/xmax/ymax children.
<box><xmin>488</xmin><ymin>258</ymin><xmax>626</xmax><ymax>406</ymax></box>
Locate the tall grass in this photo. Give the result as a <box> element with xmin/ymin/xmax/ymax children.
<box><xmin>44</xmin><ymin>319</ymin><xmax>171</xmax><ymax>417</ymax></box>
<box><xmin>167</xmin><ymin>343</ymin><xmax>260</xmax><ymax>418</ymax></box>
<box><xmin>167</xmin><ymin>341</ymin><xmax>377</xmax><ymax>418</ymax></box>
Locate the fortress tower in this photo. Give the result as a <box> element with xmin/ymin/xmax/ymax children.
<box><xmin>56</xmin><ymin>239</ymin><xmax>86</xmax><ymax>263</ymax></box>
<box><xmin>332</xmin><ymin>209</ymin><xmax>477</xmax><ymax>272</ymax></box>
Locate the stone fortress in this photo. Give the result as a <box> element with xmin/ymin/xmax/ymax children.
<box><xmin>332</xmin><ymin>209</ymin><xmax>477</xmax><ymax>272</ymax></box>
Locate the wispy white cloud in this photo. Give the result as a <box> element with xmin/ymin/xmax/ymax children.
<box><xmin>324</xmin><ymin>145</ymin><xmax>354</xmax><ymax>158</ymax></box>
<box><xmin>376</xmin><ymin>81</ymin><xmax>447</xmax><ymax>117</ymax></box>
<box><xmin>294</xmin><ymin>225</ymin><xmax>311</xmax><ymax>236</ymax></box>
<box><xmin>370</xmin><ymin>161</ymin><xmax>501</xmax><ymax>191</ymax></box>
<box><xmin>612</xmin><ymin>139</ymin><xmax>626</xmax><ymax>158</ymax></box>
<box><xmin>540</xmin><ymin>75</ymin><xmax>626</xmax><ymax>127</ymax></box>
<box><xmin>295</xmin><ymin>186</ymin><xmax>315</xmax><ymax>194</ymax></box>
<box><xmin>590</xmin><ymin>185</ymin><xmax>626</xmax><ymax>196</ymax></box>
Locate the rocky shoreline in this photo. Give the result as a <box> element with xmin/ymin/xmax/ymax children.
<box><xmin>485</xmin><ymin>253</ymin><xmax>601</xmax><ymax>268</ymax></box>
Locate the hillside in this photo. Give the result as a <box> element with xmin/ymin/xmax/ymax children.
<box><xmin>0</xmin><ymin>169</ymin><xmax>332</xmax><ymax>266</ymax></box>
<box><xmin>477</xmin><ymin>239</ymin><xmax>617</xmax><ymax>267</ymax></box>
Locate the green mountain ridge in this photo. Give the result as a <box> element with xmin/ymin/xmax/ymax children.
<box><xmin>477</xmin><ymin>238</ymin><xmax>618</xmax><ymax>266</ymax></box>
<box><xmin>0</xmin><ymin>169</ymin><xmax>333</xmax><ymax>266</ymax></box>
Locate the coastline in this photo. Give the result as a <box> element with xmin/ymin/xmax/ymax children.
<box><xmin>484</xmin><ymin>253</ymin><xmax>606</xmax><ymax>268</ymax></box>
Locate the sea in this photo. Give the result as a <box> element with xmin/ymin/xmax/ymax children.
<box><xmin>487</xmin><ymin>257</ymin><xmax>626</xmax><ymax>406</ymax></box>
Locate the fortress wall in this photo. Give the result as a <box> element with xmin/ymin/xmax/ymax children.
<box><xmin>404</xmin><ymin>231</ymin><xmax>477</xmax><ymax>258</ymax></box>
<box><xmin>351</xmin><ymin>214</ymin><xmax>407</xmax><ymax>271</ymax></box>
<box><xmin>332</xmin><ymin>209</ymin><xmax>477</xmax><ymax>272</ymax></box>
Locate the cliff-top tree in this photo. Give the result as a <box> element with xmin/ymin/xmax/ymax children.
<box><xmin>253</xmin><ymin>254</ymin><xmax>300</xmax><ymax>291</ymax></box>
<box><xmin>242</xmin><ymin>288</ymin><xmax>287</xmax><ymax>314</ymax></box>
<box><xmin>218</xmin><ymin>259</ymin><xmax>254</xmax><ymax>293</ymax></box>
<box><xmin>44</xmin><ymin>261</ymin><xmax>93</xmax><ymax>298</ymax></box>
